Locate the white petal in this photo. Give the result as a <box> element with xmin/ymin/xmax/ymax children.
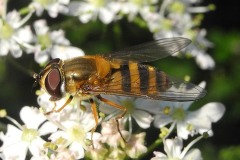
<box><xmin>20</xmin><ymin>106</ymin><xmax>46</xmax><ymax>129</ymax></box>
<box><xmin>6</xmin><ymin>10</ymin><xmax>21</xmax><ymax>28</ymax></box>
<box><xmin>177</xmin><ymin>121</ymin><xmax>190</xmax><ymax>139</ymax></box>
<box><xmin>200</xmin><ymin>102</ymin><xmax>225</xmax><ymax>122</ymax></box>
<box><xmin>151</xmin><ymin>151</ymin><xmax>167</xmax><ymax>160</ymax></box>
<box><xmin>198</xmin><ymin>81</ymin><xmax>206</xmax><ymax>89</ymax></box>
<box><xmin>47</xmin><ymin>4</ymin><xmax>59</xmax><ymax>18</ymax></box>
<box><xmin>28</xmin><ymin>138</ymin><xmax>46</xmax><ymax>157</ymax></box>
<box><xmin>34</xmin><ymin>48</ymin><xmax>50</xmax><ymax>64</ymax></box>
<box><xmin>132</xmin><ymin>110</ymin><xmax>153</xmax><ymax>129</ymax></box>
<box><xmin>1</xmin><ymin>124</ymin><xmax>22</xmax><ymax>142</ymax></box>
<box><xmin>69</xmin><ymin>142</ymin><xmax>85</xmax><ymax>159</ymax></box>
<box><xmin>10</xmin><ymin>41</ymin><xmax>22</xmax><ymax>58</ymax></box>
<box><xmin>183</xmin><ymin>102</ymin><xmax>225</xmax><ymax>137</ymax></box>
<box><xmin>31</xmin><ymin>2</ymin><xmax>44</xmax><ymax>16</ymax></box>
<box><xmin>154</xmin><ymin>115</ymin><xmax>173</xmax><ymax>128</ymax></box>
<box><xmin>51</xmin><ymin>45</ymin><xmax>84</xmax><ymax>60</ymax></box>
<box><xmin>33</xmin><ymin>20</ymin><xmax>49</xmax><ymax>35</ymax></box>
<box><xmin>196</xmin><ymin>53</ymin><xmax>215</xmax><ymax>70</ymax></box>
<box><xmin>0</xmin><ymin>40</ymin><xmax>10</xmax><ymax>56</ymax></box>
<box><xmin>0</xmin><ymin>142</ymin><xmax>28</xmax><ymax>160</ymax></box>
<box><xmin>164</xmin><ymin>138</ymin><xmax>182</xmax><ymax>157</ymax></box>
<box><xmin>16</xmin><ymin>25</ymin><xmax>33</xmax><ymax>43</ymax></box>
<box><xmin>79</xmin><ymin>13</ymin><xmax>94</xmax><ymax>23</ymax></box>
<box><xmin>49</xmin><ymin>131</ymin><xmax>68</xmax><ymax>142</ymax></box>
<box><xmin>50</xmin><ymin>30</ymin><xmax>70</xmax><ymax>45</ymax></box>
<box><xmin>183</xmin><ymin>149</ymin><xmax>202</xmax><ymax>160</ymax></box>
<box><xmin>99</xmin><ymin>8</ymin><xmax>114</xmax><ymax>24</ymax></box>
<box><xmin>59</xmin><ymin>0</ymin><xmax>70</xmax><ymax>5</ymax></box>
<box><xmin>0</xmin><ymin>125</ymin><xmax>28</xmax><ymax>160</ymax></box>
<box><xmin>38</xmin><ymin>121</ymin><xmax>58</xmax><ymax>136</ymax></box>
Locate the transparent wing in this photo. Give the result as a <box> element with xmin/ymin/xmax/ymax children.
<box><xmin>106</xmin><ymin>37</ymin><xmax>191</xmax><ymax>63</ymax></box>
<box><xmin>88</xmin><ymin>69</ymin><xmax>206</xmax><ymax>102</ymax></box>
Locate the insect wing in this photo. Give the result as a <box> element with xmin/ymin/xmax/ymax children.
<box><xmin>148</xmin><ymin>76</ymin><xmax>206</xmax><ymax>101</ymax></box>
<box><xmin>107</xmin><ymin>37</ymin><xmax>191</xmax><ymax>63</ymax></box>
<box><xmin>88</xmin><ymin>65</ymin><xmax>206</xmax><ymax>101</ymax></box>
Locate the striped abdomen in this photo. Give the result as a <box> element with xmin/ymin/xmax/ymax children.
<box><xmin>108</xmin><ymin>62</ymin><xmax>171</xmax><ymax>96</ymax></box>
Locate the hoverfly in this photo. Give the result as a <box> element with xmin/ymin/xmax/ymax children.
<box><xmin>33</xmin><ymin>37</ymin><xmax>206</xmax><ymax>136</ymax></box>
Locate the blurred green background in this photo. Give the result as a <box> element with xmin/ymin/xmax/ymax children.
<box><xmin>1</xmin><ymin>0</ymin><xmax>240</xmax><ymax>160</ymax></box>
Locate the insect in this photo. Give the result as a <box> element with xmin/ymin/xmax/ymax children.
<box><xmin>33</xmin><ymin>37</ymin><xmax>206</xmax><ymax>138</ymax></box>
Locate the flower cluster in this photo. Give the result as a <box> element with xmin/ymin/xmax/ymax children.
<box><xmin>0</xmin><ymin>0</ymin><xmax>215</xmax><ymax>69</ymax></box>
<box><xmin>0</xmin><ymin>0</ymin><xmax>225</xmax><ymax>160</ymax></box>
<box><xmin>0</xmin><ymin>84</ymin><xmax>225</xmax><ymax>159</ymax></box>
<box><xmin>0</xmin><ymin>0</ymin><xmax>84</xmax><ymax>65</ymax></box>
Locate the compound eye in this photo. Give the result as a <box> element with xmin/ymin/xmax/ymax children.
<box><xmin>45</xmin><ymin>68</ymin><xmax>62</xmax><ymax>99</ymax></box>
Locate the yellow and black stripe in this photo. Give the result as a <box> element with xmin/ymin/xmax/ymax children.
<box><xmin>115</xmin><ymin>62</ymin><xmax>171</xmax><ymax>95</ymax></box>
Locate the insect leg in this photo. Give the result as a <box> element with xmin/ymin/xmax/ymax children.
<box><xmin>96</xmin><ymin>95</ymin><xmax>127</xmax><ymax>119</ymax></box>
<box><xmin>89</xmin><ymin>98</ymin><xmax>99</xmax><ymax>130</ymax></box>
<box><xmin>44</xmin><ymin>95</ymin><xmax>73</xmax><ymax>115</ymax></box>
<box><xmin>89</xmin><ymin>98</ymin><xmax>99</xmax><ymax>148</ymax></box>
<box><xmin>96</xmin><ymin>95</ymin><xmax>127</xmax><ymax>142</ymax></box>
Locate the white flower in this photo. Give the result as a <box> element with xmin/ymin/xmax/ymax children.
<box><xmin>99</xmin><ymin>120</ymin><xmax>147</xmax><ymax>159</ymax></box>
<box><xmin>0</xmin><ymin>106</ymin><xmax>57</xmax><ymax>160</ymax></box>
<box><xmin>125</xmin><ymin>132</ymin><xmax>147</xmax><ymax>158</ymax></box>
<box><xmin>196</xmin><ymin>52</ymin><xmax>215</xmax><ymax>70</ymax></box>
<box><xmin>115</xmin><ymin>0</ymin><xmax>158</xmax><ymax>21</ymax></box>
<box><xmin>51</xmin><ymin>45</ymin><xmax>85</xmax><ymax>60</ymax></box>
<box><xmin>154</xmin><ymin>101</ymin><xmax>225</xmax><ymax>139</ymax></box>
<box><xmin>100</xmin><ymin>119</ymin><xmax>129</xmax><ymax>148</ymax></box>
<box><xmin>37</xmin><ymin>91</ymin><xmax>96</xmax><ymax>159</ymax></box>
<box><xmin>152</xmin><ymin>0</ymin><xmax>215</xmax><ymax>70</ymax></box>
<box><xmin>32</xmin><ymin>19</ymin><xmax>77</xmax><ymax>64</ymax></box>
<box><xmin>48</xmin><ymin>111</ymin><xmax>96</xmax><ymax>159</ymax></box>
<box><xmin>99</xmin><ymin>95</ymin><xmax>154</xmax><ymax>129</ymax></box>
<box><xmin>37</xmin><ymin>91</ymin><xmax>89</xmax><ymax>122</ymax></box>
<box><xmin>30</xmin><ymin>0</ymin><xmax>69</xmax><ymax>18</ymax></box>
<box><xmin>151</xmin><ymin>137</ymin><xmax>202</xmax><ymax>160</ymax></box>
<box><xmin>186</xmin><ymin>29</ymin><xmax>215</xmax><ymax>70</ymax></box>
<box><xmin>68</xmin><ymin>0</ymin><xmax>117</xmax><ymax>24</ymax></box>
<box><xmin>0</xmin><ymin>10</ymin><xmax>34</xmax><ymax>58</ymax></box>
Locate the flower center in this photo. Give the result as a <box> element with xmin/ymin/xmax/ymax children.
<box><xmin>122</xmin><ymin>99</ymin><xmax>135</xmax><ymax>114</ymax></box>
<box><xmin>131</xmin><ymin>0</ymin><xmax>143</xmax><ymax>6</ymax></box>
<box><xmin>0</xmin><ymin>21</ymin><xmax>14</xmax><ymax>39</ymax></box>
<box><xmin>172</xmin><ymin>107</ymin><xmax>186</xmax><ymax>121</ymax></box>
<box><xmin>67</xmin><ymin>125</ymin><xmax>85</xmax><ymax>144</ymax></box>
<box><xmin>21</xmin><ymin>128</ymin><xmax>39</xmax><ymax>143</ymax></box>
<box><xmin>38</xmin><ymin>34</ymin><xmax>52</xmax><ymax>50</ymax></box>
<box><xmin>35</xmin><ymin>0</ymin><xmax>56</xmax><ymax>7</ymax></box>
<box><xmin>169</xmin><ymin>1</ymin><xmax>185</xmax><ymax>14</ymax></box>
<box><xmin>88</xmin><ymin>0</ymin><xmax>105</xmax><ymax>7</ymax></box>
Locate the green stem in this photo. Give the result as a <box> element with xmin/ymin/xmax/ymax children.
<box><xmin>139</xmin><ymin>138</ymin><xmax>163</xmax><ymax>159</ymax></box>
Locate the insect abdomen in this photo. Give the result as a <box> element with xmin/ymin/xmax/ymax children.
<box><xmin>110</xmin><ymin>62</ymin><xmax>171</xmax><ymax>96</ymax></box>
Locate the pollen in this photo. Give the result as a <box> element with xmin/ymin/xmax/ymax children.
<box><xmin>0</xmin><ymin>109</ymin><xmax>7</xmax><ymax>118</ymax></box>
<box><xmin>186</xmin><ymin>123</ymin><xmax>193</xmax><ymax>131</ymax></box>
<box><xmin>21</xmin><ymin>127</ymin><xmax>39</xmax><ymax>143</ymax></box>
<box><xmin>163</xmin><ymin>106</ymin><xmax>171</xmax><ymax>115</ymax></box>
